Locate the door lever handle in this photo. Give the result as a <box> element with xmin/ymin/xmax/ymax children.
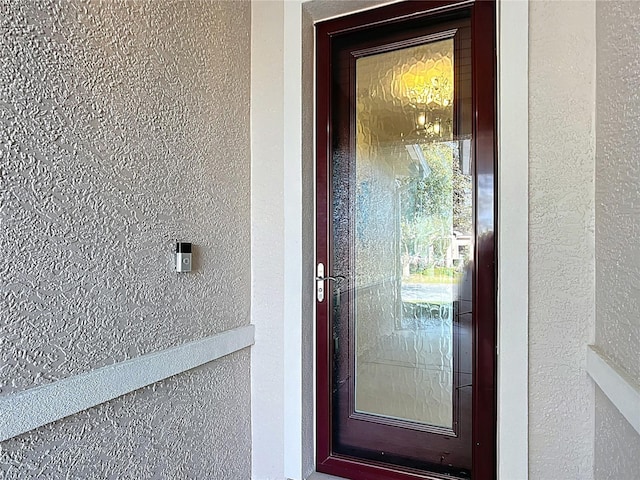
<box><xmin>315</xmin><ymin>275</ymin><xmax>345</xmax><ymax>282</ymax></box>
<box><xmin>316</xmin><ymin>263</ymin><xmax>345</xmax><ymax>302</ymax></box>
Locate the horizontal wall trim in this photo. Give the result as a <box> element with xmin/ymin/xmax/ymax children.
<box><xmin>587</xmin><ymin>345</ymin><xmax>640</xmax><ymax>436</ymax></box>
<box><xmin>0</xmin><ymin>324</ymin><xmax>255</xmax><ymax>442</ymax></box>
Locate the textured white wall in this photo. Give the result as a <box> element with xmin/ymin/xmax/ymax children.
<box><xmin>0</xmin><ymin>0</ymin><xmax>252</xmax><ymax>477</ymax></box>
<box><xmin>594</xmin><ymin>1</ymin><xmax>640</xmax><ymax>477</ymax></box>
<box><xmin>594</xmin><ymin>388</ymin><xmax>640</xmax><ymax>480</ymax></box>
<box><xmin>0</xmin><ymin>351</ymin><xmax>251</xmax><ymax>479</ymax></box>
<box><xmin>528</xmin><ymin>1</ymin><xmax>595</xmax><ymax>479</ymax></box>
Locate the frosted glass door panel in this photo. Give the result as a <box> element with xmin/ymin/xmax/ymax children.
<box><xmin>348</xmin><ymin>39</ymin><xmax>472</xmax><ymax>429</ymax></box>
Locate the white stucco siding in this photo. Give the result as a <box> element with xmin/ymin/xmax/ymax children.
<box><xmin>594</xmin><ymin>1</ymin><xmax>640</xmax><ymax>477</ymax></box>
<box><xmin>0</xmin><ymin>0</ymin><xmax>252</xmax><ymax>477</ymax></box>
<box><xmin>528</xmin><ymin>1</ymin><xmax>596</xmax><ymax>479</ymax></box>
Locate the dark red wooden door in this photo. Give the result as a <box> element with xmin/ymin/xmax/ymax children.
<box><xmin>316</xmin><ymin>2</ymin><xmax>496</xmax><ymax>479</ymax></box>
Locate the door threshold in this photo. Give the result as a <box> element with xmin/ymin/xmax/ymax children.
<box><xmin>306</xmin><ymin>472</ymin><xmax>347</xmax><ymax>480</ymax></box>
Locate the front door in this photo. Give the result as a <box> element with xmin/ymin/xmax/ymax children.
<box><xmin>315</xmin><ymin>2</ymin><xmax>496</xmax><ymax>479</ymax></box>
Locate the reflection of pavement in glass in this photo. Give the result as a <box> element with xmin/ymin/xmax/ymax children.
<box><xmin>356</xmin><ymin>326</ymin><xmax>453</xmax><ymax>427</ymax></box>
<box><xmin>401</xmin><ymin>282</ymin><xmax>454</xmax><ymax>303</ymax></box>
<box><xmin>356</xmin><ymin>282</ymin><xmax>457</xmax><ymax>427</ymax></box>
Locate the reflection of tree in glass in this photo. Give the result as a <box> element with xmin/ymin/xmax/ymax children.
<box><xmin>400</xmin><ymin>142</ymin><xmax>471</xmax><ymax>270</ymax></box>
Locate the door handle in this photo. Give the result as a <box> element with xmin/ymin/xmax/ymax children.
<box><xmin>315</xmin><ymin>275</ymin><xmax>344</xmax><ymax>282</ymax></box>
<box><xmin>316</xmin><ymin>263</ymin><xmax>345</xmax><ymax>302</ymax></box>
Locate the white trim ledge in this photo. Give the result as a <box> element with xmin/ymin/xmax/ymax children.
<box><xmin>587</xmin><ymin>345</ymin><xmax>640</xmax><ymax>435</ymax></box>
<box><xmin>0</xmin><ymin>324</ymin><xmax>255</xmax><ymax>442</ymax></box>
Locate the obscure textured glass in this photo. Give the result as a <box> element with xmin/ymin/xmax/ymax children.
<box><xmin>349</xmin><ymin>39</ymin><xmax>471</xmax><ymax>429</ymax></box>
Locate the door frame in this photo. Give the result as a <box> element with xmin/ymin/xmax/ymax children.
<box><xmin>316</xmin><ymin>1</ymin><xmax>495</xmax><ymax>478</ymax></box>
<box><xmin>249</xmin><ymin>1</ymin><xmax>529</xmax><ymax>479</ymax></box>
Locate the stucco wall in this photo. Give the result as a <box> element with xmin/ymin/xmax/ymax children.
<box><xmin>0</xmin><ymin>350</ymin><xmax>251</xmax><ymax>479</ymax></box>
<box><xmin>0</xmin><ymin>0</ymin><xmax>251</xmax><ymax>477</ymax></box>
<box><xmin>594</xmin><ymin>1</ymin><xmax>640</xmax><ymax>477</ymax></box>
<box><xmin>593</xmin><ymin>388</ymin><xmax>640</xmax><ymax>480</ymax></box>
<box><xmin>528</xmin><ymin>2</ymin><xmax>595</xmax><ymax>479</ymax></box>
